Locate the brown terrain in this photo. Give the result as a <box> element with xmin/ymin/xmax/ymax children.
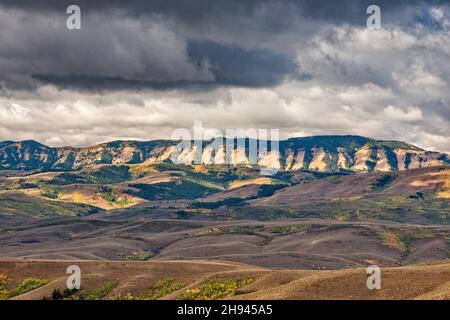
<box><xmin>0</xmin><ymin>214</ymin><xmax>448</xmax><ymax>269</ymax></box>
<box><xmin>0</xmin><ymin>137</ymin><xmax>448</xmax><ymax>300</ymax></box>
<box><xmin>0</xmin><ymin>259</ymin><xmax>449</xmax><ymax>300</ymax></box>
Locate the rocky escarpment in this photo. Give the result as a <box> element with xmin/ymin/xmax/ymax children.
<box><xmin>0</xmin><ymin>136</ymin><xmax>448</xmax><ymax>173</ymax></box>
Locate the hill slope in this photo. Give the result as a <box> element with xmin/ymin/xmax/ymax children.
<box><xmin>1</xmin><ymin>259</ymin><xmax>449</xmax><ymax>300</ymax></box>
<box><xmin>1</xmin><ymin>136</ymin><xmax>448</xmax><ymax>173</ymax></box>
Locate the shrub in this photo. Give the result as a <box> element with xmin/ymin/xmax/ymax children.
<box><xmin>179</xmin><ymin>278</ymin><xmax>254</xmax><ymax>300</ymax></box>
<box><xmin>255</xmin><ymin>184</ymin><xmax>285</xmax><ymax>198</ymax></box>
<box><xmin>379</xmin><ymin>230</ymin><xmax>418</xmax><ymax>257</ymax></box>
<box><xmin>98</xmin><ymin>186</ymin><xmax>116</xmax><ymax>202</ymax></box>
<box><xmin>371</xmin><ymin>173</ymin><xmax>396</xmax><ymax>192</ymax></box>
<box><xmin>328</xmin><ymin>176</ymin><xmax>343</xmax><ymax>184</ymax></box>
<box><xmin>50</xmin><ymin>166</ymin><xmax>131</xmax><ymax>185</ymax></box>
<box><xmin>0</xmin><ymin>274</ymin><xmax>9</xmax><ymax>300</ymax></box>
<box><xmin>40</xmin><ymin>187</ymin><xmax>60</xmax><ymax>199</ymax></box>
<box><xmin>0</xmin><ymin>274</ymin><xmax>9</xmax><ymax>290</ymax></box>
<box><xmin>111</xmin><ymin>293</ymin><xmax>135</xmax><ymax>300</ymax></box>
<box><xmin>126</xmin><ymin>180</ymin><xmax>215</xmax><ymax>201</ymax></box>
<box><xmin>19</xmin><ymin>180</ymin><xmax>38</xmax><ymax>189</ymax></box>
<box><xmin>76</xmin><ymin>281</ymin><xmax>118</xmax><ymax>300</ymax></box>
<box><xmin>43</xmin><ymin>288</ymin><xmax>79</xmax><ymax>300</ymax></box>
<box><xmin>192</xmin><ymin>198</ymin><xmax>245</xmax><ymax>209</ymax></box>
<box><xmin>191</xmin><ymin>184</ymin><xmax>286</xmax><ymax>209</ymax></box>
<box><xmin>409</xmin><ymin>192</ymin><xmax>424</xmax><ymax>200</ymax></box>
<box><xmin>51</xmin><ymin>289</ymin><xmax>63</xmax><ymax>300</ymax></box>
<box><xmin>117</xmin><ymin>250</ymin><xmax>152</xmax><ymax>261</ymax></box>
<box><xmin>8</xmin><ymin>278</ymin><xmax>49</xmax><ymax>298</ymax></box>
<box><xmin>0</xmin><ymin>290</ymin><xmax>8</xmax><ymax>300</ymax></box>
<box><xmin>139</xmin><ymin>278</ymin><xmax>185</xmax><ymax>300</ymax></box>
<box><xmin>399</xmin><ymin>234</ymin><xmax>416</xmax><ymax>257</ymax></box>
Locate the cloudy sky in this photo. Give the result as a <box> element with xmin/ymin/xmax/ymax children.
<box><xmin>0</xmin><ymin>0</ymin><xmax>449</xmax><ymax>153</ymax></box>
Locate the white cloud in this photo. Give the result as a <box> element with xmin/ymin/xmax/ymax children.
<box><xmin>382</xmin><ymin>106</ymin><xmax>423</xmax><ymax>122</ymax></box>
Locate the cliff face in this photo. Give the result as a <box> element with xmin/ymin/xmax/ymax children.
<box><xmin>0</xmin><ymin>135</ymin><xmax>448</xmax><ymax>172</ymax></box>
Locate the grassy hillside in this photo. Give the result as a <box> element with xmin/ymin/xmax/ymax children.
<box><xmin>0</xmin><ymin>193</ymin><xmax>102</xmax><ymax>218</ymax></box>
<box><xmin>1</xmin><ymin>260</ymin><xmax>449</xmax><ymax>300</ymax></box>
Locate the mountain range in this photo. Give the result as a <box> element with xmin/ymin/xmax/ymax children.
<box><xmin>0</xmin><ymin>135</ymin><xmax>448</xmax><ymax>172</ymax></box>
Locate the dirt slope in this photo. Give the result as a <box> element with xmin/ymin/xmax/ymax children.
<box><xmin>0</xmin><ymin>259</ymin><xmax>448</xmax><ymax>300</ymax></box>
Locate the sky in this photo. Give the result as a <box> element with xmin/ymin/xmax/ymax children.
<box><xmin>0</xmin><ymin>0</ymin><xmax>449</xmax><ymax>153</ymax></box>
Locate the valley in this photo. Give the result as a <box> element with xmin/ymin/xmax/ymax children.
<box><xmin>0</xmin><ymin>135</ymin><xmax>448</xmax><ymax>300</ymax></box>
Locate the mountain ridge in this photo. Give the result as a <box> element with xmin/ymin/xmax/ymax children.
<box><xmin>0</xmin><ymin>135</ymin><xmax>448</xmax><ymax>173</ymax></box>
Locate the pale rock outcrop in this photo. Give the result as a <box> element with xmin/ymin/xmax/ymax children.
<box><xmin>308</xmin><ymin>148</ymin><xmax>327</xmax><ymax>172</ymax></box>
<box><xmin>291</xmin><ymin>150</ymin><xmax>305</xmax><ymax>171</ymax></box>
<box><xmin>352</xmin><ymin>146</ymin><xmax>372</xmax><ymax>171</ymax></box>
<box><xmin>395</xmin><ymin>149</ymin><xmax>408</xmax><ymax>171</ymax></box>
<box><xmin>200</xmin><ymin>146</ymin><xmax>214</xmax><ymax>164</ymax></box>
<box><xmin>284</xmin><ymin>149</ymin><xmax>294</xmax><ymax>171</ymax></box>
<box><xmin>417</xmin><ymin>152</ymin><xmax>446</xmax><ymax>168</ymax></box>
<box><xmin>143</xmin><ymin>145</ymin><xmax>175</xmax><ymax>165</ymax></box>
<box><xmin>374</xmin><ymin>148</ymin><xmax>391</xmax><ymax>172</ymax></box>
<box><xmin>213</xmin><ymin>146</ymin><xmax>226</xmax><ymax>164</ymax></box>
<box><xmin>230</xmin><ymin>147</ymin><xmax>248</xmax><ymax>165</ymax></box>
<box><xmin>259</xmin><ymin>151</ymin><xmax>281</xmax><ymax>170</ymax></box>
<box><xmin>337</xmin><ymin>148</ymin><xmax>350</xmax><ymax>169</ymax></box>
<box><xmin>112</xmin><ymin>146</ymin><xmax>142</xmax><ymax>164</ymax></box>
<box><xmin>394</xmin><ymin>149</ymin><xmax>441</xmax><ymax>171</ymax></box>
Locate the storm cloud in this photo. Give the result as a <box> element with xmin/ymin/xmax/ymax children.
<box><xmin>0</xmin><ymin>0</ymin><xmax>449</xmax><ymax>153</ymax></box>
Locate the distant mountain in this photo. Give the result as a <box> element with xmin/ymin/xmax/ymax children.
<box><xmin>0</xmin><ymin>135</ymin><xmax>448</xmax><ymax>172</ymax></box>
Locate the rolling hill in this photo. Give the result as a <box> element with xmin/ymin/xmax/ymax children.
<box><xmin>0</xmin><ymin>136</ymin><xmax>448</xmax><ymax>173</ymax></box>
<box><xmin>0</xmin><ymin>136</ymin><xmax>448</xmax><ymax>300</ymax></box>
<box><xmin>1</xmin><ymin>259</ymin><xmax>449</xmax><ymax>300</ymax></box>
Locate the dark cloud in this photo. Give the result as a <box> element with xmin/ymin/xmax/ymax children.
<box><xmin>2</xmin><ymin>0</ymin><xmax>447</xmax><ymax>22</ymax></box>
<box><xmin>0</xmin><ymin>0</ymin><xmax>447</xmax><ymax>90</ymax></box>
<box><xmin>0</xmin><ymin>7</ymin><xmax>214</xmax><ymax>90</ymax></box>
<box><xmin>187</xmin><ymin>41</ymin><xmax>307</xmax><ymax>87</ymax></box>
<box><xmin>33</xmin><ymin>41</ymin><xmax>305</xmax><ymax>90</ymax></box>
<box><xmin>2</xmin><ymin>1</ymin><xmax>300</xmax><ymax>21</ymax></box>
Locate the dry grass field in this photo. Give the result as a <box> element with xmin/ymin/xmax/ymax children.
<box><xmin>0</xmin><ymin>259</ymin><xmax>448</xmax><ymax>300</ymax></box>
